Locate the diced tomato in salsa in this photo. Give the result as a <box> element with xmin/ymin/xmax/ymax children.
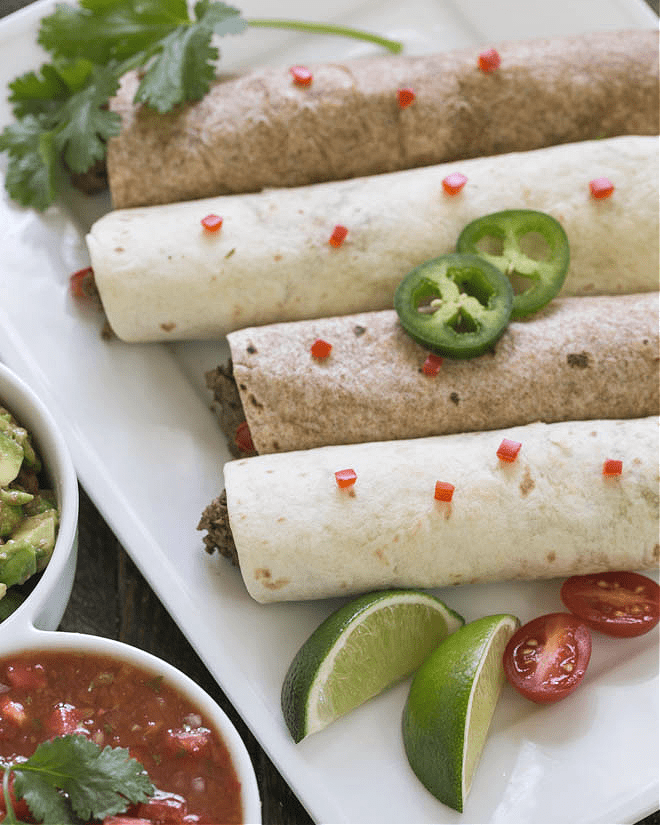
<box><xmin>132</xmin><ymin>789</ymin><xmax>188</xmax><ymax>822</ymax></box>
<box><xmin>165</xmin><ymin>727</ymin><xmax>212</xmax><ymax>756</ymax></box>
<box><xmin>0</xmin><ymin>696</ymin><xmax>27</xmax><ymax>727</ymax></box>
<box><xmin>43</xmin><ymin>702</ymin><xmax>86</xmax><ymax>738</ymax></box>
<box><xmin>6</xmin><ymin>663</ymin><xmax>47</xmax><ymax>691</ymax></box>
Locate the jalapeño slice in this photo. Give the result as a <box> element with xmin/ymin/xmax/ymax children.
<box><xmin>394</xmin><ymin>253</ymin><xmax>513</xmax><ymax>359</ymax></box>
<box><xmin>456</xmin><ymin>209</ymin><xmax>569</xmax><ymax>319</ymax></box>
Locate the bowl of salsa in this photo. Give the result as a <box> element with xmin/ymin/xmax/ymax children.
<box><xmin>0</xmin><ymin>627</ymin><xmax>261</xmax><ymax>824</ymax></box>
<box><xmin>0</xmin><ymin>362</ymin><xmax>78</xmax><ymax>633</ymax></box>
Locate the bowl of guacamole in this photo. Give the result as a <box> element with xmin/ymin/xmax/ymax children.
<box><xmin>0</xmin><ymin>363</ymin><xmax>78</xmax><ymax>632</ymax></box>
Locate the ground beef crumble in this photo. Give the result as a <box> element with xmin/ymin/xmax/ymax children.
<box><xmin>197</xmin><ymin>490</ymin><xmax>238</xmax><ymax>565</ymax></box>
<box><xmin>205</xmin><ymin>362</ymin><xmax>256</xmax><ymax>458</ymax></box>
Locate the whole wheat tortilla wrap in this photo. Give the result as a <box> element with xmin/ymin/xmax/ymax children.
<box><xmin>86</xmin><ymin>135</ymin><xmax>659</xmax><ymax>343</ymax></box>
<box><xmin>214</xmin><ymin>292</ymin><xmax>659</xmax><ymax>455</ymax></box>
<box><xmin>106</xmin><ymin>29</ymin><xmax>659</xmax><ymax>209</ymax></box>
<box><xmin>199</xmin><ymin>417</ymin><xmax>659</xmax><ymax>603</ymax></box>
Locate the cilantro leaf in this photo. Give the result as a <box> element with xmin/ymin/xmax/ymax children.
<box><xmin>10</xmin><ymin>734</ymin><xmax>154</xmax><ymax>823</ymax></box>
<box><xmin>0</xmin><ymin>115</ymin><xmax>63</xmax><ymax>210</ymax></box>
<box><xmin>8</xmin><ymin>59</ymin><xmax>94</xmax><ymax>118</ymax></box>
<box><xmin>56</xmin><ymin>63</ymin><xmax>123</xmax><ymax>172</ymax></box>
<box><xmin>0</xmin><ymin>61</ymin><xmax>121</xmax><ymax>209</ymax></box>
<box><xmin>13</xmin><ymin>773</ymin><xmax>73</xmax><ymax>824</ymax></box>
<box><xmin>38</xmin><ymin>0</ymin><xmax>190</xmax><ymax>63</ymax></box>
<box><xmin>134</xmin><ymin>1</ymin><xmax>246</xmax><ymax>111</ymax></box>
<box><xmin>199</xmin><ymin>0</ymin><xmax>248</xmax><ymax>37</ymax></box>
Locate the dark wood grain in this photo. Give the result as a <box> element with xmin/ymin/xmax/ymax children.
<box><xmin>1</xmin><ymin>1</ymin><xmax>658</xmax><ymax>822</ymax></box>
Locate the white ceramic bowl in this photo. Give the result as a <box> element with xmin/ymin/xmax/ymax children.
<box><xmin>0</xmin><ymin>361</ymin><xmax>79</xmax><ymax>633</ymax></box>
<box><xmin>0</xmin><ymin>626</ymin><xmax>262</xmax><ymax>824</ymax></box>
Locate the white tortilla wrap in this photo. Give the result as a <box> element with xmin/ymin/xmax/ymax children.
<box><xmin>86</xmin><ymin>136</ymin><xmax>659</xmax><ymax>343</ymax></box>
<box><xmin>222</xmin><ymin>417</ymin><xmax>659</xmax><ymax>603</ymax></box>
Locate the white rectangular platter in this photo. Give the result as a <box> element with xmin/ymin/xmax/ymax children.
<box><xmin>0</xmin><ymin>1</ymin><xmax>658</xmax><ymax>822</ymax></box>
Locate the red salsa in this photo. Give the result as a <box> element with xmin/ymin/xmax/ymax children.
<box><xmin>0</xmin><ymin>650</ymin><xmax>243</xmax><ymax>824</ymax></box>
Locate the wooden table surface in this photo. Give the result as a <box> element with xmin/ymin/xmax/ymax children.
<box><xmin>2</xmin><ymin>0</ymin><xmax>659</xmax><ymax>822</ymax></box>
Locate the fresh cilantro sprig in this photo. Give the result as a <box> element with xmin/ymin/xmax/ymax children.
<box><xmin>1</xmin><ymin>734</ymin><xmax>154</xmax><ymax>825</ymax></box>
<box><xmin>0</xmin><ymin>0</ymin><xmax>402</xmax><ymax>211</ymax></box>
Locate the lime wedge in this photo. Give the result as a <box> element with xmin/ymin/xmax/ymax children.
<box><xmin>281</xmin><ymin>589</ymin><xmax>465</xmax><ymax>743</ymax></box>
<box><xmin>402</xmin><ymin>613</ymin><xmax>520</xmax><ymax>812</ymax></box>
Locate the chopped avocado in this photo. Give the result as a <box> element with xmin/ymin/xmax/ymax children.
<box><xmin>0</xmin><ymin>407</ymin><xmax>40</xmax><ymax>471</ymax></box>
<box><xmin>0</xmin><ymin>502</ymin><xmax>24</xmax><ymax>537</ymax></box>
<box><xmin>0</xmin><ymin>540</ymin><xmax>37</xmax><ymax>588</ymax></box>
<box><xmin>0</xmin><ymin>430</ymin><xmax>24</xmax><ymax>486</ymax></box>
<box><xmin>11</xmin><ymin>509</ymin><xmax>58</xmax><ymax>571</ymax></box>
<box><xmin>0</xmin><ymin>403</ymin><xmax>59</xmax><ymax>622</ymax></box>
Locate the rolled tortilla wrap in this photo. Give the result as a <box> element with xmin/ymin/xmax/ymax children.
<box><xmin>218</xmin><ymin>292</ymin><xmax>660</xmax><ymax>455</ymax></box>
<box><xmin>87</xmin><ymin>136</ymin><xmax>659</xmax><ymax>343</ymax></box>
<box><xmin>106</xmin><ymin>29</ymin><xmax>659</xmax><ymax>209</ymax></box>
<box><xmin>209</xmin><ymin>417</ymin><xmax>659</xmax><ymax>603</ymax></box>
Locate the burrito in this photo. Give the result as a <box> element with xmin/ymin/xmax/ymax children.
<box><xmin>106</xmin><ymin>29</ymin><xmax>659</xmax><ymax>209</ymax></box>
<box><xmin>86</xmin><ymin>135</ymin><xmax>659</xmax><ymax>343</ymax></box>
<box><xmin>211</xmin><ymin>292</ymin><xmax>660</xmax><ymax>455</ymax></box>
<box><xmin>198</xmin><ymin>417</ymin><xmax>660</xmax><ymax>603</ymax></box>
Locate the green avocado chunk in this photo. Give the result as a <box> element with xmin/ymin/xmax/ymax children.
<box><xmin>0</xmin><ymin>430</ymin><xmax>24</xmax><ymax>487</ymax></box>
<box><xmin>10</xmin><ymin>509</ymin><xmax>58</xmax><ymax>571</ymax></box>
<box><xmin>0</xmin><ymin>407</ymin><xmax>40</xmax><ymax>470</ymax></box>
<box><xmin>0</xmin><ymin>502</ymin><xmax>24</xmax><ymax>537</ymax></box>
<box><xmin>0</xmin><ymin>539</ymin><xmax>37</xmax><ymax>588</ymax></box>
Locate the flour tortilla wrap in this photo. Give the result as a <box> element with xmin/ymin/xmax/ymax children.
<box><xmin>214</xmin><ymin>417</ymin><xmax>659</xmax><ymax>603</ymax></box>
<box><xmin>106</xmin><ymin>29</ymin><xmax>659</xmax><ymax>209</ymax></box>
<box><xmin>219</xmin><ymin>292</ymin><xmax>660</xmax><ymax>455</ymax></box>
<box><xmin>87</xmin><ymin>135</ymin><xmax>659</xmax><ymax>343</ymax></box>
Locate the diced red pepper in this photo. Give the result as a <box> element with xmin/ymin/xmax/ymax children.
<box><xmin>589</xmin><ymin>177</ymin><xmax>615</xmax><ymax>199</ymax></box>
<box><xmin>397</xmin><ymin>87</ymin><xmax>416</xmax><ymax>108</ymax></box>
<box><xmin>290</xmin><ymin>65</ymin><xmax>313</xmax><ymax>86</ymax></box>
<box><xmin>201</xmin><ymin>213</ymin><xmax>223</xmax><ymax>232</ymax></box>
<box><xmin>310</xmin><ymin>338</ymin><xmax>332</xmax><ymax>359</ymax></box>
<box><xmin>434</xmin><ymin>481</ymin><xmax>455</xmax><ymax>502</ymax></box>
<box><xmin>69</xmin><ymin>266</ymin><xmax>95</xmax><ymax>298</ymax></box>
<box><xmin>477</xmin><ymin>48</ymin><xmax>501</xmax><ymax>73</ymax></box>
<box><xmin>335</xmin><ymin>468</ymin><xmax>357</xmax><ymax>488</ymax></box>
<box><xmin>165</xmin><ymin>726</ymin><xmax>212</xmax><ymax>756</ymax></box>
<box><xmin>496</xmin><ymin>438</ymin><xmax>522</xmax><ymax>462</ymax></box>
<box><xmin>135</xmin><ymin>791</ymin><xmax>188</xmax><ymax>823</ymax></box>
<box><xmin>442</xmin><ymin>172</ymin><xmax>468</xmax><ymax>195</ymax></box>
<box><xmin>328</xmin><ymin>224</ymin><xmax>348</xmax><ymax>247</ymax></box>
<box><xmin>6</xmin><ymin>662</ymin><xmax>46</xmax><ymax>691</ymax></box>
<box><xmin>235</xmin><ymin>421</ymin><xmax>255</xmax><ymax>453</ymax></box>
<box><xmin>422</xmin><ymin>353</ymin><xmax>444</xmax><ymax>376</ymax></box>
<box><xmin>602</xmin><ymin>458</ymin><xmax>623</xmax><ymax>476</ymax></box>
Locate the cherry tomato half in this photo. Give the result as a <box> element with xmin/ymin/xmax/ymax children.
<box><xmin>503</xmin><ymin>612</ymin><xmax>592</xmax><ymax>703</ymax></box>
<box><xmin>560</xmin><ymin>571</ymin><xmax>660</xmax><ymax>638</ymax></box>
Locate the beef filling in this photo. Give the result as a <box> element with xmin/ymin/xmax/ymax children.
<box><xmin>197</xmin><ymin>490</ymin><xmax>238</xmax><ymax>565</ymax></box>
